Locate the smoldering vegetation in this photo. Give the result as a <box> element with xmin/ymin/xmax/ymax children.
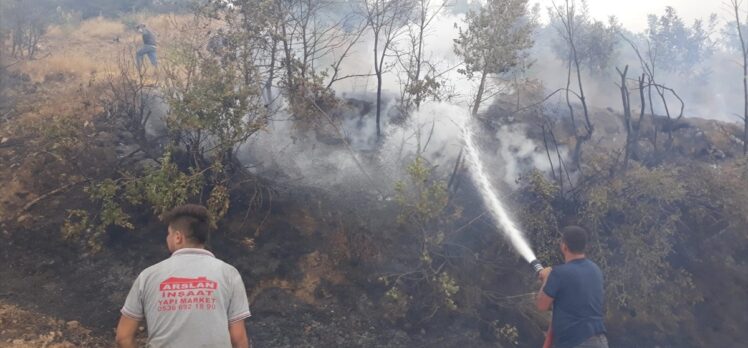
<box><xmin>1</xmin><ymin>0</ymin><xmax>747</xmax><ymax>347</ymax></box>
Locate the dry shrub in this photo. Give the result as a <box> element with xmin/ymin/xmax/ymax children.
<box><xmin>11</xmin><ymin>76</ymin><xmax>105</xmax><ymax>127</ymax></box>
<box><xmin>144</xmin><ymin>14</ymin><xmax>178</xmax><ymax>34</ymax></box>
<box><xmin>3</xmin><ymin>75</ymin><xmax>110</xmax><ymax>203</ymax></box>
<box><xmin>24</xmin><ymin>52</ymin><xmax>107</xmax><ymax>81</ymax></box>
<box><xmin>13</xmin><ymin>14</ymin><xmax>196</xmax><ymax>83</ymax></box>
<box><xmin>146</xmin><ymin>14</ymin><xmax>207</xmax><ymax>48</ymax></box>
<box><xmin>120</xmin><ymin>13</ymin><xmax>194</xmax><ymax>43</ymax></box>
<box><xmin>72</xmin><ymin>17</ymin><xmax>126</xmax><ymax>41</ymax></box>
<box><xmin>46</xmin><ymin>17</ymin><xmax>125</xmax><ymax>42</ymax></box>
<box><xmin>45</xmin><ymin>25</ymin><xmax>67</xmax><ymax>38</ymax></box>
<box><xmin>16</xmin><ymin>21</ymin><xmax>126</xmax><ymax>81</ymax></box>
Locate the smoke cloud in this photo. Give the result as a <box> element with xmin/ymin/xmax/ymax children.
<box><xmin>188</xmin><ymin>1</ymin><xmax>743</xmax><ymax>197</ymax></box>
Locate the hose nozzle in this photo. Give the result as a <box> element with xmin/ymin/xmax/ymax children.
<box><xmin>530</xmin><ymin>259</ymin><xmax>544</xmax><ymax>274</ymax></box>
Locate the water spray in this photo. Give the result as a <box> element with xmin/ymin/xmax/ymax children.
<box><xmin>461</xmin><ymin>121</ymin><xmax>543</xmax><ymax>275</ymax></box>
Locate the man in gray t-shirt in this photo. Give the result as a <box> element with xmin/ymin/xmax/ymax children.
<box><xmin>116</xmin><ymin>204</ymin><xmax>251</xmax><ymax>348</ymax></box>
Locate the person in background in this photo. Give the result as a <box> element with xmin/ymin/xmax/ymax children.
<box><xmin>115</xmin><ymin>204</ymin><xmax>251</xmax><ymax>348</ymax></box>
<box><xmin>536</xmin><ymin>226</ymin><xmax>608</xmax><ymax>348</ymax></box>
<box><xmin>135</xmin><ymin>24</ymin><xmax>158</xmax><ymax>71</ymax></box>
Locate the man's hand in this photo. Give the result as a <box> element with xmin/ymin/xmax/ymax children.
<box><xmin>115</xmin><ymin>315</ymin><xmax>140</xmax><ymax>348</ymax></box>
<box><xmin>538</xmin><ymin>267</ymin><xmax>552</xmax><ymax>283</ymax></box>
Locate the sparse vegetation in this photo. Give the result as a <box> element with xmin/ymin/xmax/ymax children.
<box><xmin>384</xmin><ymin>156</ymin><xmax>460</xmax><ymax>319</ymax></box>
<box><xmin>1</xmin><ymin>0</ymin><xmax>56</xmax><ymax>59</ymax></box>
<box><xmin>1</xmin><ymin>2</ymin><xmax>747</xmax><ymax>347</ymax></box>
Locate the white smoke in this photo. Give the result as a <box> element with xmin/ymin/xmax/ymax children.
<box><xmin>233</xmin><ymin>3</ymin><xmax>564</xmax><ymax>194</ymax></box>
<box><xmin>237</xmin><ymin>94</ymin><xmax>561</xmax><ymax>202</ymax></box>
<box><xmin>237</xmin><ymin>100</ymin><xmax>465</xmax><ymax>194</ymax></box>
<box><xmin>495</xmin><ymin>123</ymin><xmax>569</xmax><ymax>186</ymax></box>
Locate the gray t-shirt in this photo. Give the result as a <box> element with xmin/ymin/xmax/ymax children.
<box><xmin>121</xmin><ymin>248</ymin><xmax>251</xmax><ymax>348</ymax></box>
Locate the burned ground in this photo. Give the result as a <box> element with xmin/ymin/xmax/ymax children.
<box><xmin>1</xmin><ymin>10</ymin><xmax>748</xmax><ymax>348</ymax></box>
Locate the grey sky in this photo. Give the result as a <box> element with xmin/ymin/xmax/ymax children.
<box><xmin>531</xmin><ymin>0</ymin><xmax>737</xmax><ymax>31</ymax></box>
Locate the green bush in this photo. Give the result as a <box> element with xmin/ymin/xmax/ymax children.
<box><xmin>61</xmin><ymin>150</ymin><xmax>229</xmax><ymax>252</ymax></box>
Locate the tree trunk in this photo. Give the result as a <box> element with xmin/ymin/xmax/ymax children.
<box><xmin>564</xmin><ymin>52</ymin><xmax>577</xmax><ymax>131</ymax></box>
<box><xmin>376</xmin><ymin>72</ymin><xmax>383</xmax><ymax>138</ymax></box>
<box><xmin>744</xmin><ymin>59</ymin><xmax>748</xmax><ymax>155</ymax></box>
<box><xmin>735</xmin><ymin>0</ymin><xmax>748</xmax><ymax>155</ymax></box>
<box><xmin>472</xmin><ymin>68</ymin><xmax>488</xmax><ymax>117</ymax></box>
<box><xmin>571</xmin><ymin>40</ymin><xmax>591</xmax><ymax>136</ymax></box>
<box><xmin>413</xmin><ymin>1</ymin><xmax>426</xmax><ymax>110</ymax></box>
<box><xmin>633</xmin><ymin>74</ymin><xmax>647</xmax><ymax>162</ymax></box>
<box><xmin>541</xmin><ymin>124</ymin><xmax>558</xmax><ymax>184</ymax></box>
<box><xmin>279</xmin><ymin>12</ymin><xmax>294</xmax><ymax>97</ymax></box>
<box><xmin>618</xmin><ymin>66</ymin><xmax>631</xmax><ymax>170</ymax></box>
<box><xmin>373</xmin><ymin>25</ymin><xmax>382</xmax><ymax>138</ymax></box>
<box><xmin>266</xmin><ymin>38</ymin><xmax>278</xmax><ymax>103</ymax></box>
<box><xmin>647</xmin><ymin>82</ymin><xmax>658</xmax><ymax>154</ymax></box>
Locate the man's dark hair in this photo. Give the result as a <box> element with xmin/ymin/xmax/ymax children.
<box><xmin>162</xmin><ymin>204</ymin><xmax>212</xmax><ymax>245</ymax></box>
<box><xmin>561</xmin><ymin>226</ymin><xmax>587</xmax><ymax>254</ymax></box>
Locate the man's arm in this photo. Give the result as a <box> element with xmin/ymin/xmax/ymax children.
<box><xmin>115</xmin><ymin>315</ymin><xmax>140</xmax><ymax>348</ymax></box>
<box><xmin>227</xmin><ymin>268</ymin><xmax>251</xmax><ymax>347</ymax></box>
<box><xmin>536</xmin><ymin>290</ymin><xmax>554</xmax><ymax>311</ymax></box>
<box><xmin>229</xmin><ymin>320</ymin><xmax>250</xmax><ymax>348</ymax></box>
<box><xmin>536</xmin><ymin>267</ymin><xmax>554</xmax><ymax>311</ymax></box>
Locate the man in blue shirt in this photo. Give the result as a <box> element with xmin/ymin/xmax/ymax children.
<box><xmin>536</xmin><ymin>226</ymin><xmax>608</xmax><ymax>348</ymax></box>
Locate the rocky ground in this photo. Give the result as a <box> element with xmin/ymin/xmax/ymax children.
<box><xmin>0</xmin><ymin>301</ymin><xmax>113</xmax><ymax>347</ymax></box>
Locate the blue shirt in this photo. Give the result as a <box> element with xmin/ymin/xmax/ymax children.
<box><xmin>543</xmin><ymin>258</ymin><xmax>606</xmax><ymax>348</ymax></box>
<box><xmin>141</xmin><ymin>29</ymin><xmax>157</xmax><ymax>46</ymax></box>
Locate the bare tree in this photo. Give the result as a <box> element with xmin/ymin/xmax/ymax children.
<box><xmin>548</xmin><ymin>8</ymin><xmax>620</xmax><ymax>77</ymax></box>
<box><xmin>105</xmin><ymin>49</ymin><xmax>158</xmax><ymax>148</ymax></box>
<box><xmin>619</xmin><ymin>33</ymin><xmax>685</xmax><ymax>153</ymax></box>
<box><xmin>363</xmin><ymin>0</ymin><xmax>413</xmax><ymax>138</ymax></box>
<box><xmin>617</xmin><ymin>7</ymin><xmax>714</xmax><ymax>153</ymax></box>
<box><xmin>731</xmin><ymin>0</ymin><xmax>748</xmax><ymax>155</ymax></box>
<box><xmin>396</xmin><ymin>0</ymin><xmax>447</xmax><ymax>112</ymax></box>
<box><xmin>285</xmin><ymin>0</ymin><xmax>367</xmax><ymax>104</ymax></box>
<box><xmin>2</xmin><ymin>0</ymin><xmax>52</xmax><ymax>59</ymax></box>
<box><xmin>551</xmin><ymin>0</ymin><xmax>593</xmax><ymax>168</ymax></box>
<box><xmin>325</xmin><ymin>22</ymin><xmax>368</xmax><ymax>90</ymax></box>
<box><xmin>616</xmin><ymin>66</ymin><xmax>647</xmax><ymax>170</ymax></box>
<box><xmin>211</xmin><ymin>0</ymin><xmax>366</xmax><ymax>111</ymax></box>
